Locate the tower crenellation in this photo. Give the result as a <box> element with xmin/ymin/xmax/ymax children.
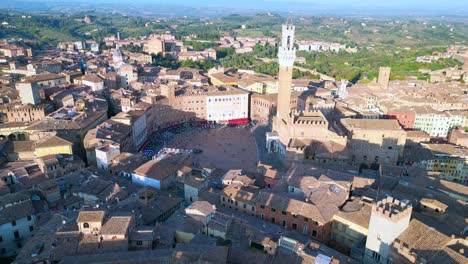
<box><xmin>365</xmin><ymin>196</ymin><xmax>412</xmax><ymax>263</ymax></box>
<box><xmin>372</xmin><ymin>196</ymin><xmax>412</xmax><ymax>222</ymax></box>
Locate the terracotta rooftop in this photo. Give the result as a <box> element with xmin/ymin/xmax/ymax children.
<box><xmin>341</xmin><ymin>118</ymin><xmax>402</xmax><ymax>131</ymax></box>
<box><xmin>335</xmin><ymin>199</ymin><xmax>372</xmax><ymax>229</ymax></box>
<box><xmin>423</xmin><ymin>143</ymin><xmax>468</xmax><ymax>157</ymax></box>
<box><xmin>185</xmin><ymin>201</ymin><xmax>216</xmax><ymax>217</ymax></box>
<box><xmin>82</xmin><ymin>74</ymin><xmax>103</xmax><ymax>83</ymax></box>
<box><xmin>206</xmin><ymin>85</ymin><xmax>248</xmax><ymax>96</ymax></box>
<box><xmin>257</xmin><ymin>191</ymin><xmax>327</xmax><ymax>223</ymax></box>
<box><xmin>221</xmin><ymin>185</ymin><xmax>259</xmax><ymax>204</ymax></box>
<box><xmin>133</xmin><ymin>152</ymin><xmax>190</xmax><ymax>180</ymax></box>
<box><xmin>251</xmin><ymin>92</ymin><xmax>278</xmax><ymax>102</ymax></box>
<box><xmin>22</xmin><ymin>73</ymin><xmax>64</xmax><ymax>83</ymax></box>
<box><xmin>60</xmin><ymin>248</ymin><xmax>172</xmax><ymax>263</ymax></box>
<box><xmin>392</xmin><ymin>219</ymin><xmax>458</xmax><ymax>263</ymax></box>
<box><xmin>420</xmin><ymin>198</ymin><xmax>448</xmax><ymax>211</ymax></box>
<box><xmin>184</xmin><ymin>175</ymin><xmax>207</xmax><ymax>188</ymax></box>
<box><xmin>35</xmin><ymin>135</ymin><xmax>73</xmax><ymax>149</ymax></box>
<box><xmin>406</xmin><ymin>130</ymin><xmax>431</xmax><ymax>139</ymax></box>
<box><xmin>101</xmin><ymin>215</ymin><xmax>133</xmax><ymax>236</ymax></box>
<box><xmin>77</xmin><ymin>210</ymin><xmax>106</xmax><ymax>223</ymax></box>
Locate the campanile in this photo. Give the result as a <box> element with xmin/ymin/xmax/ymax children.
<box><xmin>276</xmin><ymin>23</ymin><xmax>296</xmax><ymax>123</ymax></box>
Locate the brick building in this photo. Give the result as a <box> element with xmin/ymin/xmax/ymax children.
<box><xmin>0</xmin><ymin>103</ymin><xmax>51</xmax><ymax>123</ymax></box>
<box><xmin>220</xmin><ymin>185</ymin><xmax>258</xmax><ymax>216</ymax></box>
<box><xmin>255</xmin><ymin>191</ymin><xmax>332</xmax><ymax>243</ymax></box>
<box><xmin>386</xmin><ymin>106</ymin><xmax>416</xmax><ymax>129</ymax></box>
<box><xmin>341</xmin><ymin>119</ymin><xmax>407</xmax><ymax>165</ymax></box>
<box><xmin>448</xmin><ymin>128</ymin><xmax>468</xmax><ymax>148</ymax></box>
<box><xmin>250</xmin><ymin>93</ymin><xmax>277</xmax><ymax>123</ymax></box>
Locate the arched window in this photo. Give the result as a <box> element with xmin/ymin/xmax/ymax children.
<box><xmin>287</xmin><ymin>36</ymin><xmax>291</xmax><ymax>48</ymax></box>
<box><xmin>83</xmin><ymin>222</ymin><xmax>90</xmax><ymax>228</ymax></box>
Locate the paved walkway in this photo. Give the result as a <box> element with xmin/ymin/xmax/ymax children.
<box><xmin>252</xmin><ymin>124</ymin><xmax>286</xmax><ymax>171</ymax></box>
<box><xmin>166</xmin><ymin>126</ymin><xmax>258</xmax><ymax>172</ymax></box>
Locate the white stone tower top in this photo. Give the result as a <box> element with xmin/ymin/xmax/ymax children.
<box><xmin>372</xmin><ymin>196</ymin><xmax>412</xmax><ymax>221</ymax></box>
<box><xmin>365</xmin><ymin>196</ymin><xmax>412</xmax><ymax>262</ymax></box>
<box><xmin>113</xmin><ymin>44</ymin><xmax>124</xmax><ymax>68</ymax></box>
<box><xmin>338</xmin><ymin>79</ymin><xmax>348</xmax><ymax>99</ymax></box>
<box><xmin>278</xmin><ymin>23</ymin><xmax>296</xmax><ymax>68</ymax></box>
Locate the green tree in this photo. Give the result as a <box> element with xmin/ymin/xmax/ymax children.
<box><xmin>219</xmin><ymin>53</ymin><xmax>257</xmax><ymax>69</ymax></box>
<box><xmin>121</xmin><ymin>43</ymin><xmax>143</xmax><ymax>53</ymax></box>
<box><xmin>252</xmin><ymin>43</ymin><xmax>277</xmax><ymax>58</ymax></box>
<box><xmin>152</xmin><ymin>52</ymin><xmax>177</xmax><ymax>68</ymax></box>
<box><xmin>252</xmin><ymin>62</ymin><xmax>278</xmax><ymax>76</ymax></box>
<box><xmin>183</xmin><ymin>41</ymin><xmax>219</xmax><ymax>51</ymax></box>
<box><xmin>216</xmin><ymin>47</ymin><xmax>235</xmax><ymax>60</ymax></box>
<box><xmin>292</xmin><ymin>69</ymin><xmax>320</xmax><ymax>79</ymax></box>
<box><xmin>181</xmin><ymin>58</ymin><xmax>216</xmax><ymax>71</ymax></box>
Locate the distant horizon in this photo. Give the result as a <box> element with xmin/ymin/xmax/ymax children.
<box><xmin>1</xmin><ymin>0</ymin><xmax>468</xmax><ymax>18</ymax></box>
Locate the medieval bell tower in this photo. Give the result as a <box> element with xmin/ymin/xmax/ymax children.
<box><xmin>276</xmin><ymin>23</ymin><xmax>296</xmax><ymax>123</ymax></box>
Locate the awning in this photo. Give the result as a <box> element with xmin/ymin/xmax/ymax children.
<box><xmin>228</xmin><ymin>118</ymin><xmax>249</xmax><ymax>125</ymax></box>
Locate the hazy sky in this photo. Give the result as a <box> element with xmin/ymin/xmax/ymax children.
<box><xmin>169</xmin><ymin>0</ymin><xmax>468</xmax><ymax>14</ymax></box>
<box><xmin>3</xmin><ymin>0</ymin><xmax>468</xmax><ymax>16</ymax></box>
<box><xmin>10</xmin><ymin>0</ymin><xmax>468</xmax><ymax>8</ymax></box>
<box><xmin>152</xmin><ymin>0</ymin><xmax>467</xmax><ymax>8</ymax></box>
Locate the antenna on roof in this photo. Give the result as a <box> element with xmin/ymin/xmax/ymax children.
<box><xmin>286</xmin><ymin>17</ymin><xmax>294</xmax><ymax>26</ymax></box>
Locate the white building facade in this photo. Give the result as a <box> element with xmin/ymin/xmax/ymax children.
<box><xmin>82</xmin><ymin>78</ymin><xmax>104</xmax><ymax>93</ymax></box>
<box><xmin>414</xmin><ymin>111</ymin><xmax>467</xmax><ymax>138</ymax></box>
<box><xmin>95</xmin><ymin>144</ymin><xmax>121</xmax><ymax>170</ymax></box>
<box><xmin>414</xmin><ymin>112</ymin><xmax>450</xmax><ymax>138</ymax></box>
<box><xmin>206</xmin><ymin>91</ymin><xmax>249</xmax><ymax>122</ymax></box>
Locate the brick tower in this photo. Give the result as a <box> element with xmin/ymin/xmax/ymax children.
<box><xmin>378</xmin><ymin>67</ymin><xmax>391</xmax><ymax>89</ymax></box>
<box><xmin>276</xmin><ymin>23</ymin><xmax>296</xmax><ymax>123</ymax></box>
